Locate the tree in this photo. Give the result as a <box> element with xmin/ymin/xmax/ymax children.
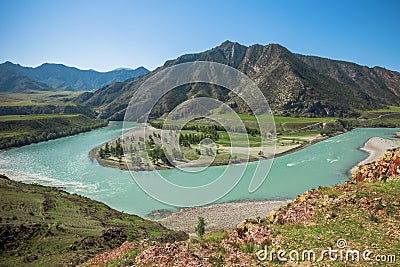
<box><xmin>148</xmin><ymin>146</ymin><xmax>160</xmax><ymax>164</ymax></box>
<box><xmin>195</xmin><ymin>216</ymin><xmax>206</xmax><ymax>237</ymax></box>
<box><xmin>115</xmin><ymin>138</ymin><xmax>123</xmax><ymax>157</ymax></box>
<box><xmin>148</xmin><ymin>135</ymin><xmax>155</xmax><ymax>147</ymax></box>
<box><xmin>172</xmin><ymin>148</ymin><xmax>183</xmax><ymax>160</ymax></box>
<box><xmin>98</xmin><ymin>147</ymin><xmax>105</xmax><ymax>159</ymax></box>
<box><xmin>148</xmin><ymin>145</ymin><xmax>169</xmax><ymax>165</ymax></box>
<box><xmin>132</xmin><ymin>156</ymin><xmax>142</xmax><ymax>167</ymax></box>
<box><xmin>104</xmin><ymin>142</ymin><xmax>110</xmax><ymax>154</ymax></box>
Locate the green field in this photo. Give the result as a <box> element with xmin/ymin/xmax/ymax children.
<box><xmin>0</xmin><ymin>176</ymin><xmax>186</xmax><ymax>266</ymax></box>
<box><xmin>359</xmin><ymin>105</ymin><xmax>400</xmax><ymax>114</ymax></box>
<box><xmin>0</xmin><ymin>114</ymin><xmax>79</xmax><ymax>121</ymax></box>
<box><xmin>0</xmin><ymin>91</ymin><xmax>82</xmax><ymax>107</ymax></box>
<box><xmin>153</xmin><ymin>113</ymin><xmax>334</xmax><ymax>138</ymax></box>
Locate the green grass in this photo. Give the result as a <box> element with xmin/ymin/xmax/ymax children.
<box><xmin>0</xmin><ymin>114</ymin><xmax>79</xmax><ymax>121</ymax></box>
<box><xmin>0</xmin><ymin>91</ymin><xmax>82</xmax><ymax>107</ymax></box>
<box><xmin>210</xmin><ymin>113</ymin><xmax>262</xmax><ymax>122</ymax></box>
<box><xmin>362</xmin><ymin>105</ymin><xmax>400</xmax><ymax>113</ymax></box>
<box><xmin>216</xmin><ymin>131</ymin><xmax>261</xmax><ymax>147</ymax></box>
<box><xmin>263</xmin><ymin>181</ymin><xmax>400</xmax><ymax>266</ymax></box>
<box><xmin>273</xmin><ymin>116</ymin><xmax>336</xmax><ymax>123</ymax></box>
<box><xmin>0</xmin><ymin>176</ymin><xmax>187</xmax><ymax>266</ymax></box>
<box><xmin>157</xmin><ymin>113</ymin><xmax>336</xmax><ymax>135</ymax></box>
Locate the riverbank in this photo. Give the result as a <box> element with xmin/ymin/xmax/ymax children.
<box><xmin>0</xmin><ymin>114</ymin><xmax>107</xmax><ymax>150</ymax></box>
<box><xmin>154</xmin><ymin>199</ymin><xmax>291</xmax><ymax>234</ymax></box>
<box><xmin>350</xmin><ymin>136</ymin><xmax>400</xmax><ymax>173</ymax></box>
<box><xmin>156</xmin><ymin>134</ymin><xmax>400</xmax><ymax>234</ymax></box>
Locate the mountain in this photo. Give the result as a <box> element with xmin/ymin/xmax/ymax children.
<box><xmin>0</xmin><ymin>61</ymin><xmax>149</xmax><ymax>92</ymax></box>
<box><xmin>76</xmin><ymin>41</ymin><xmax>400</xmax><ymax>120</ymax></box>
<box><xmin>0</xmin><ymin>67</ymin><xmax>53</xmax><ymax>93</ymax></box>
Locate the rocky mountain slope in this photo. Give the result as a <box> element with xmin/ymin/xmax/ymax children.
<box><xmin>0</xmin><ymin>61</ymin><xmax>149</xmax><ymax>92</ymax></box>
<box><xmin>76</xmin><ymin>41</ymin><xmax>400</xmax><ymax>120</ymax></box>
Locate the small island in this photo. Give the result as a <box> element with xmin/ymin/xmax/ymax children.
<box><xmin>91</xmin><ymin>115</ymin><xmax>329</xmax><ymax>171</ymax></box>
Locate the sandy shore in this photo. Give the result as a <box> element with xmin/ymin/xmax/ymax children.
<box><xmin>350</xmin><ymin>136</ymin><xmax>400</xmax><ymax>173</ymax></box>
<box><xmin>156</xmin><ymin>200</ymin><xmax>290</xmax><ymax>234</ymax></box>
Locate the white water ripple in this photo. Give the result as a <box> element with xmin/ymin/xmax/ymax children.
<box><xmin>0</xmin><ymin>169</ymin><xmax>98</xmax><ymax>194</ymax></box>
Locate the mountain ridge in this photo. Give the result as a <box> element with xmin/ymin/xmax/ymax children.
<box><xmin>0</xmin><ymin>61</ymin><xmax>149</xmax><ymax>92</ymax></box>
<box><xmin>77</xmin><ymin>40</ymin><xmax>400</xmax><ymax>120</ymax></box>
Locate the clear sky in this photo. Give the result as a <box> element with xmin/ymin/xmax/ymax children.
<box><xmin>0</xmin><ymin>0</ymin><xmax>399</xmax><ymax>72</ymax></box>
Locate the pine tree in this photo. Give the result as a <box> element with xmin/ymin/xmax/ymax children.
<box><xmin>195</xmin><ymin>216</ymin><xmax>206</xmax><ymax>237</ymax></box>
<box><xmin>104</xmin><ymin>142</ymin><xmax>110</xmax><ymax>154</ymax></box>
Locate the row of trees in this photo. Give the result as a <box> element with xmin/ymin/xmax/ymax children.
<box><xmin>150</xmin><ymin>120</ymin><xmax>263</xmax><ymax>137</ymax></box>
<box><xmin>148</xmin><ymin>145</ymin><xmax>170</xmax><ymax>165</ymax></box>
<box><xmin>98</xmin><ymin>138</ymin><xmax>124</xmax><ymax>159</ymax></box>
<box><xmin>179</xmin><ymin>131</ymin><xmax>219</xmax><ymax>147</ymax></box>
<box><xmin>196</xmin><ymin>147</ymin><xmax>218</xmax><ymax>156</ymax></box>
<box><xmin>150</xmin><ymin>121</ymin><xmax>225</xmax><ymax>132</ymax></box>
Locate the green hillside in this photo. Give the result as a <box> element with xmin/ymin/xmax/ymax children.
<box><xmin>0</xmin><ymin>176</ymin><xmax>187</xmax><ymax>266</ymax></box>
<box><xmin>0</xmin><ymin>114</ymin><xmax>107</xmax><ymax>149</ymax></box>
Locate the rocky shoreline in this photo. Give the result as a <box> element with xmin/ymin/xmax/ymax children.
<box><xmin>350</xmin><ymin>136</ymin><xmax>400</xmax><ymax>173</ymax></box>
<box><xmin>155</xmin><ymin>200</ymin><xmax>291</xmax><ymax>234</ymax></box>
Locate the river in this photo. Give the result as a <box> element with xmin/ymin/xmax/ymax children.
<box><xmin>0</xmin><ymin>122</ymin><xmax>398</xmax><ymax>216</ymax></box>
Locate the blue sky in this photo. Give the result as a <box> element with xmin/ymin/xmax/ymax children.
<box><xmin>0</xmin><ymin>0</ymin><xmax>399</xmax><ymax>72</ymax></box>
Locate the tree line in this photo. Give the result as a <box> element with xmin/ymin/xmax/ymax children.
<box><xmin>0</xmin><ymin>119</ymin><xmax>107</xmax><ymax>150</ymax></box>
<box><xmin>98</xmin><ymin>138</ymin><xmax>123</xmax><ymax>159</ymax></box>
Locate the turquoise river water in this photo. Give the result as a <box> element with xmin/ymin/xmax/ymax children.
<box><xmin>0</xmin><ymin>122</ymin><xmax>398</xmax><ymax>216</ymax></box>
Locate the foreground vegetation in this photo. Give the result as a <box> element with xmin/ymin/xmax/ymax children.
<box><xmin>0</xmin><ymin>114</ymin><xmax>107</xmax><ymax>149</ymax></box>
<box><xmin>83</xmin><ymin>147</ymin><xmax>400</xmax><ymax>266</ymax></box>
<box><xmin>0</xmin><ymin>176</ymin><xmax>187</xmax><ymax>266</ymax></box>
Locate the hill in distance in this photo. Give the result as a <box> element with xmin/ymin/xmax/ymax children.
<box><xmin>0</xmin><ymin>61</ymin><xmax>149</xmax><ymax>92</ymax></box>
<box><xmin>76</xmin><ymin>40</ymin><xmax>400</xmax><ymax>120</ymax></box>
<box><xmin>0</xmin><ymin>67</ymin><xmax>52</xmax><ymax>93</ymax></box>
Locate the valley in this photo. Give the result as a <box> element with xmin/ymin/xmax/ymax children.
<box><xmin>2</xmin><ymin>1</ymin><xmax>400</xmax><ymax>265</ymax></box>
<box><xmin>1</xmin><ymin>40</ymin><xmax>400</xmax><ymax>266</ymax></box>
